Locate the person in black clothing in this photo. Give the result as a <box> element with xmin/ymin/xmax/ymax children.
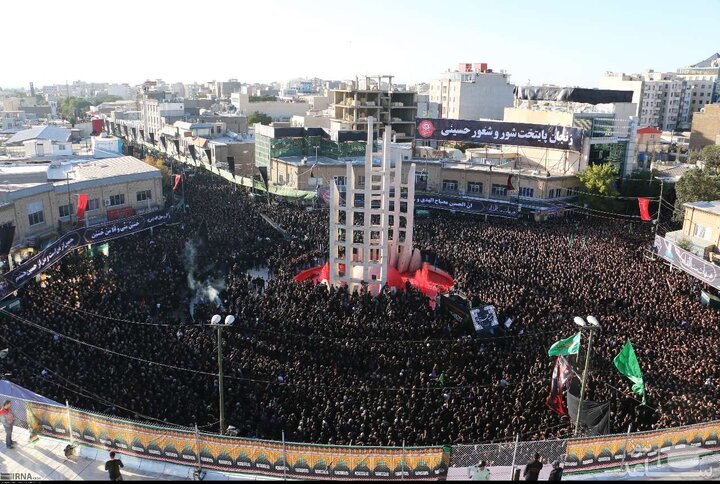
<box><xmin>524</xmin><ymin>453</ymin><xmax>543</xmax><ymax>481</ymax></box>
<box><xmin>548</xmin><ymin>460</ymin><xmax>563</xmax><ymax>481</ymax></box>
<box><xmin>105</xmin><ymin>451</ymin><xmax>124</xmax><ymax>481</ymax></box>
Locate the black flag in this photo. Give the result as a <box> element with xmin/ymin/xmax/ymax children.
<box><xmin>0</xmin><ymin>225</ymin><xmax>15</xmax><ymax>256</ymax></box>
<box><xmin>258</xmin><ymin>167</ymin><xmax>269</xmax><ymax>191</ymax></box>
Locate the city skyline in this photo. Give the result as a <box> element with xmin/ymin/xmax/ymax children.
<box><xmin>2</xmin><ymin>0</ymin><xmax>718</xmax><ymax>90</ymax></box>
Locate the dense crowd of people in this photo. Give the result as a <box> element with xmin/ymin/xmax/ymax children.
<box><xmin>1</xmin><ymin>166</ymin><xmax>719</xmax><ymax>448</ymax></box>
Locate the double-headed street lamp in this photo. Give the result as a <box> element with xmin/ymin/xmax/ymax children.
<box><xmin>573</xmin><ymin>315</ymin><xmax>601</xmax><ymax>437</ymax></box>
<box><xmin>211</xmin><ymin>314</ymin><xmax>235</xmax><ymax>435</ymax></box>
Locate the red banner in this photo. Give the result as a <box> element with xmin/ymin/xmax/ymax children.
<box><xmin>106</xmin><ymin>207</ymin><xmax>136</xmax><ymax>221</ymax></box>
<box><xmin>76</xmin><ymin>194</ymin><xmax>88</xmax><ymax>221</ymax></box>
<box><xmin>173</xmin><ymin>174</ymin><xmax>182</xmax><ymax>191</ymax></box>
<box><xmin>546</xmin><ymin>356</ymin><xmax>573</xmax><ymax>416</ymax></box>
<box><xmin>638</xmin><ymin>197</ymin><xmax>652</xmax><ymax>221</ymax></box>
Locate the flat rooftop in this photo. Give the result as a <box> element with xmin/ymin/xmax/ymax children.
<box><xmin>0</xmin><ymin>156</ymin><xmax>161</xmax><ymax>198</ymax></box>
<box><xmin>685</xmin><ymin>200</ymin><xmax>720</xmax><ymax>214</ymax></box>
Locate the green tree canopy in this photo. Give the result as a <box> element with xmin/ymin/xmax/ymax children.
<box><xmin>247</xmin><ymin>111</ymin><xmax>273</xmax><ymax>126</ymax></box>
<box><xmin>59</xmin><ymin>97</ymin><xmax>92</xmax><ymax>124</ymax></box>
<box><xmin>700</xmin><ymin>145</ymin><xmax>720</xmax><ymax>172</ymax></box>
<box><xmin>673</xmin><ymin>168</ymin><xmax>720</xmax><ymax>222</ymax></box>
<box><xmin>577</xmin><ymin>163</ymin><xmax>620</xmax><ymax>212</ymax></box>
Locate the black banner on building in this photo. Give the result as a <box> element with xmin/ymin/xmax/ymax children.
<box><xmin>415</xmin><ymin>194</ymin><xmax>520</xmax><ymax>218</ymax></box>
<box><xmin>416</xmin><ymin>118</ymin><xmax>584</xmax><ymax>152</ymax></box>
<box><xmin>0</xmin><ymin>211</ymin><xmax>171</xmax><ymax>300</ymax></box>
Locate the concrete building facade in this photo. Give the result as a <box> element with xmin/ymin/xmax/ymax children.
<box><xmin>690</xmin><ymin>104</ymin><xmax>720</xmax><ymax>151</ymax></box>
<box><xmin>0</xmin><ymin>156</ymin><xmax>163</xmax><ymax>249</ymax></box>
<box><xmin>599</xmin><ymin>71</ymin><xmax>685</xmax><ymax>131</ymax></box>
<box><xmin>331</xmin><ymin>77</ymin><xmax>417</xmax><ymax>142</ymax></box>
<box><xmin>429</xmin><ymin>63</ymin><xmax>514</xmax><ymax>120</ymax></box>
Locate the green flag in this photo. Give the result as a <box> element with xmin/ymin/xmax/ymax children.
<box><xmin>614</xmin><ymin>340</ymin><xmax>647</xmax><ymax>405</ymax></box>
<box><xmin>548</xmin><ymin>332</ymin><xmax>581</xmax><ymax>357</ymax></box>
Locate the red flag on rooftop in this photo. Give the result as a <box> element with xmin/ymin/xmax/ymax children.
<box><xmin>638</xmin><ymin>198</ymin><xmax>652</xmax><ymax>222</ymax></box>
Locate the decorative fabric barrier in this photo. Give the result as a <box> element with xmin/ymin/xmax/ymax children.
<box><xmin>26</xmin><ymin>402</ymin><xmax>449</xmax><ymax>480</ymax></box>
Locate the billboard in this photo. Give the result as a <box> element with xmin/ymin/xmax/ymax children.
<box><xmin>415</xmin><ymin>118</ymin><xmax>584</xmax><ymax>152</ymax></box>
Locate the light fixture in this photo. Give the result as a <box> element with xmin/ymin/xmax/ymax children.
<box><xmin>211</xmin><ymin>314</ymin><xmax>222</xmax><ymax>325</ymax></box>
<box><xmin>224</xmin><ymin>315</ymin><xmax>236</xmax><ymax>326</ymax></box>
<box><xmin>587</xmin><ymin>316</ymin><xmax>600</xmax><ymax>327</ymax></box>
<box><xmin>574</xmin><ymin>317</ymin><xmax>587</xmax><ymax>328</ymax></box>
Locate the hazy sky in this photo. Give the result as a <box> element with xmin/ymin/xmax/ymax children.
<box><xmin>3</xmin><ymin>0</ymin><xmax>718</xmax><ymax>89</ymax></box>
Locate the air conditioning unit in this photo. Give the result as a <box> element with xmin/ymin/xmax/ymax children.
<box><xmin>104</xmin><ymin>199</ymin><xmax>111</xmax><ymax>207</ymax></box>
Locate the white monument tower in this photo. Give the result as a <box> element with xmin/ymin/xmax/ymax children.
<box><xmin>328</xmin><ymin>117</ymin><xmax>416</xmax><ymax>295</ymax></box>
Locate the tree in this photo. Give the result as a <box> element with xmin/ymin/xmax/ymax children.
<box><xmin>59</xmin><ymin>97</ymin><xmax>92</xmax><ymax>124</ymax></box>
<box><xmin>577</xmin><ymin>163</ymin><xmax>620</xmax><ymax>212</ymax></box>
<box><xmin>673</xmin><ymin>168</ymin><xmax>720</xmax><ymax>222</ymax></box>
<box><xmin>689</xmin><ymin>150</ymin><xmax>701</xmax><ymax>164</ymax></box>
<box><xmin>700</xmin><ymin>145</ymin><xmax>720</xmax><ymax>172</ymax></box>
<box><xmin>91</xmin><ymin>95</ymin><xmax>123</xmax><ymax>105</ymax></box>
<box><xmin>247</xmin><ymin>111</ymin><xmax>273</xmax><ymax>126</ymax></box>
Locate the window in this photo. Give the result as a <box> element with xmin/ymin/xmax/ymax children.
<box><xmin>357</xmin><ymin>175</ymin><xmax>366</xmax><ymax>188</ymax></box>
<box><xmin>491</xmin><ymin>184</ymin><xmax>508</xmax><ymax>197</ymax></box>
<box><xmin>519</xmin><ymin>187</ymin><xmax>534</xmax><ymax>198</ymax></box>
<box><xmin>467</xmin><ymin>182</ymin><xmax>483</xmax><ymax>194</ymax></box>
<box><xmin>109</xmin><ymin>194</ymin><xmax>125</xmax><ymax>206</ymax></box>
<box><xmin>57</xmin><ymin>144</ymin><xmax>66</xmax><ymax>151</ymax></box>
<box><xmin>442</xmin><ymin>179</ymin><xmax>458</xmax><ymax>192</ymax></box>
<box><xmin>88</xmin><ymin>199</ymin><xmax>100</xmax><ymax>211</ymax></box>
<box><xmin>58</xmin><ymin>204</ymin><xmax>73</xmax><ymax>219</ymax></box>
<box><xmin>27</xmin><ymin>201</ymin><xmax>45</xmax><ymax>226</ymax></box>
<box><xmin>694</xmin><ymin>224</ymin><xmax>713</xmax><ymax>241</ymax></box>
<box><xmin>333</xmin><ymin>176</ymin><xmax>346</xmax><ymax>187</ymax></box>
<box><xmin>136</xmin><ymin>190</ymin><xmax>152</xmax><ymax>202</ymax></box>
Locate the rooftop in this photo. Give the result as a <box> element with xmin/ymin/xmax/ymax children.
<box><xmin>0</xmin><ymin>156</ymin><xmax>161</xmax><ymax>199</ymax></box>
<box><xmin>685</xmin><ymin>200</ymin><xmax>720</xmax><ymax>214</ymax></box>
<box><xmin>690</xmin><ymin>53</ymin><xmax>720</xmax><ymax>68</ymax></box>
<box><xmin>3</xmin><ymin>126</ymin><xmax>71</xmax><ymax>146</ymax></box>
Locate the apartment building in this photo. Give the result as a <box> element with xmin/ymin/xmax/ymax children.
<box><xmin>330</xmin><ymin>75</ymin><xmax>417</xmax><ymax>143</ymax></box>
<box><xmin>599</xmin><ymin>71</ymin><xmax>685</xmax><ymax>131</ymax></box>
<box><xmin>676</xmin><ymin>53</ymin><xmax>720</xmax><ymax>122</ymax></box>
<box><xmin>429</xmin><ymin>63</ymin><xmax>514</xmax><ymax>120</ymax></box>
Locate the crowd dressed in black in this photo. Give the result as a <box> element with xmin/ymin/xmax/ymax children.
<box><xmin>1</xmin><ymin>167</ymin><xmax>719</xmax><ymax>448</ymax></box>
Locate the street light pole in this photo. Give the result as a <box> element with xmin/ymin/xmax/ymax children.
<box><xmin>211</xmin><ymin>314</ymin><xmax>235</xmax><ymax>436</ymax></box>
<box><xmin>655</xmin><ymin>177</ymin><xmax>665</xmax><ymax>235</ymax></box>
<box><xmin>574</xmin><ymin>316</ymin><xmax>600</xmax><ymax>437</ymax></box>
<box><xmin>217</xmin><ymin>322</ymin><xmax>225</xmax><ymax>436</ymax></box>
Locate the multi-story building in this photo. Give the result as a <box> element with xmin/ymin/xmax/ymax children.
<box><xmin>676</xmin><ymin>53</ymin><xmax>720</xmax><ymax>124</ymax></box>
<box><xmin>509</xmin><ymin>87</ymin><xmax>639</xmax><ymax>177</ymax></box>
<box><xmin>429</xmin><ymin>63</ymin><xmax>514</xmax><ymax>120</ymax></box>
<box><xmin>690</xmin><ymin>104</ymin><xmax>720</xmax><ymax>151</ymax></box>
<box><xmin>255</xmin><ymin>124</ymin><xmax>368</xmax><ymax>179</ymax></box>
<box><xmin>599</xmin><ymin>71</ymin><xmax>686</xmax><ymax>131</ymax></box>
<box><xmin>106</xmin><ymin>84</ymin><xmax>135</xmax><ymax>100</ymax></box>
<box><xmin>330</xmin><ymin>75</ymin><xmax>417</xmax><ymax>143</ymax></box>
<box><xmin>140</xmin><ymin>93</ymin><xmax>185</xmax><ymax>141</ymax></box>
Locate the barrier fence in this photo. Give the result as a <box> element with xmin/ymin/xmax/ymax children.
<box><xmin>17</xmin><ymin>399</ymin><xmax>449</xmax><ymax>480</ymax></box>
<box><xmin>4</xmin><ymin>392</ymin><xmax>720</xmax><ymax>480</ymax></box>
